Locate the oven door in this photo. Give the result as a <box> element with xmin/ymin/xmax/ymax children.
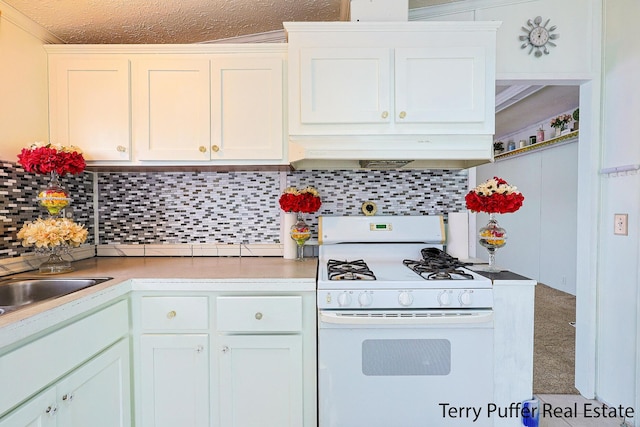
<box><xmin>318</xmin><ymin>310</ymin><xmax>494</xmax><ymax>427</ymax></box>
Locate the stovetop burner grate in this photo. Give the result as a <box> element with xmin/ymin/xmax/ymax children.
<box><xmin>420</xmin><ymin>248</ymin><xmax>471</xmax><ymax>268</ymax></box>
<box><xmin>327</xmin><ymin>259</ymin><xmax>376</xmax><ymax>281</ymax></box>
<box><xmin>403</xmin><ymin>248</ymin><xmax>474</xmax><ymax>280</ymax></box>
<box><xmin>403</xmin><ymin>259</ymin><xmax>475</xmax><ymax>280</ymax></box>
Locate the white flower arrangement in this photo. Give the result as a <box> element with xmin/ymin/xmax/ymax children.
<box><xmin>470</xmin><ymin>177</ymin><xmax>519</xmax><ymax>197</ymax></box>
<box><xmin>26</xmin><ymin>141</ymin><xmax>84</xmax><ymax>154</ymax></box>
<box><xmin>17</xmin><ymin>217</ymin><xmax>88</xmax><ymax>249</ymax></box>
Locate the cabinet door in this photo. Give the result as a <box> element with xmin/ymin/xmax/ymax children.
<box><xmin>395</xmin><ymin>47</ymin><xmax>487</xmax><ymax>126</ymax></box>
<box><xmin>48</xmin><ymin>57</ymin><xmax>131</xmax><ymax>161</ymax></box>
<box><xmin>56</xmin><ymin>339</ymin><xmax>131</xmax><ymax>427</ymax></box>
<box><xmin>0</xmin><ymin>388</ymin><xmax>57</xmax><ymax>427</ymax></box>
<box><xmin>139</xmin><ymin>334</ymin><xmax>209</xmax><ymax>427</ymax></box>
<box><xmin>211</xmin><ymin>57</ymin><xmax>284</xmax><ymax>160</ymax></box>
<box><xmin>297</xmin><ymin>47</ymin><xmax>391</xmax><ymax>125</ymax></box>
<box><xmin>219</xmin><ymin>335</ymin><xmax>303</xmax><ymax>427</ymax></box>
<box><xmin>133</xmin><ymin>58</ymin><xmax>211</xmax><ymax>161</ymax></box>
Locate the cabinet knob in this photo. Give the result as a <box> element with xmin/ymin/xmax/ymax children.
<box><xmin>399</xmin><ymin>111</ymin><xmax>407</xmax><ymax>119</ymax></box>
<box><xmin>222</xmin><ymin>346</ymin><xmax>230</xmax><ymax>354</ymax></box>
<box><xmin>381</xmin><ymin>111</ymin><xmax>389</xmax><ymax>119</ymax></box>
<box><xmin>45</xmin><ymin>405</ymin><xmax>58</xmax><ymax>416</ymax></box>
<box><xmin>211</xmin><ymin>145</ymin><xmax>220</xmax><ymax>152</ymax></box>
<box><xmin>62</xmin><ymin>393</ymin><xmax>74</xmax><ymax>402</ymax></box>
<box><xmin>167</xmin><ymin>310</ymin><xmax>177</xmax><ymax>319</ymax></box>
<box><xmin>196</xmin><ymin>345</ymin><xmax>204</xmax><ymax>354</ymax></box>
<box><xmin>199</xmin><ymin>146</ymin><xmax>207</xmax><ymax>153</ymax></box>
<box><xmin>255</xmin><ymin>312</ymin><xmax>263</xmax><ymax>320</ymax></box>
<box><xmin>116</xmin><ymin>145</ymin><xmax>127</xmax><ymax>152</ymax></box>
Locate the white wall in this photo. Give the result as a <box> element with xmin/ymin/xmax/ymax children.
<box><xmin>465</xmin><ymin>0</ymin><xmax>639</xmax><ymax>416</ymax></box>
<box><xmin>0</xmin><ymin>1</ymin><xmax>60</xmax><ymax>161</ymax></box>
<box><xmin>415</xmin><ymin>0</ymin><xmax>597</xmax><ymax>81</ymax></box>
<box><xmin>415</xmin><ymin>0</ymin><xmax>609</xmax><ymax>405</ymax></box>
<box><xmin>594</xmin><ymin>0</ymin><xmax>640</xmax><ymax>414</ymax></box>
<box><xmin>476</xmin><ymin>139</ymin><xmax>578</xmax><ymax>294</ymax></box>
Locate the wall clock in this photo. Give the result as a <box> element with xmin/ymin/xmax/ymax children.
<box><xmin>520</xmin><ymin>16</ymin><xmax>559</xmax><ymax>57</ymax></box>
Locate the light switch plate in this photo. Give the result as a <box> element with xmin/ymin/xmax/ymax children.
<box><xmin>614</xmin><ymin>213</ymin><xmax>628</xmax><ymax>235</ymax></box>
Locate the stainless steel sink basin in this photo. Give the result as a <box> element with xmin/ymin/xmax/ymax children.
<box><xmin>0</xmin><ymin>277</ymin><xmax>112</xmax><ymax>315</ymax></box>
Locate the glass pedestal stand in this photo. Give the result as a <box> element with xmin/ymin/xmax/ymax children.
<box><xmin>289</xmin><ymin>214</ymin><xmax>311</xmax><ymax>261</ymax></box>
<box><xmin>36</xmin><ymin>172</ymin><xmax>74</xmax><ymax>274</ymax></box>
<box><xmin>37</xmin><ymin>172</ymin><xmax>71</xmax><ymax>216</ymax></box>
<box><xmin>37</xmin><ymin>246</ymin><xmax>73</xmax><ymax>274</ymax></box>
<box><xmin>474</xmin><ymin>213</ymin><xmax>507</xmax><ymax>272</ymax></box>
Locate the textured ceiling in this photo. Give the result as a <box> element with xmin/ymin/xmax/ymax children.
<box><xmin>2</xmin><ymin>0</ymin><xmax>346</xmax><ymax>44</ymax></box>
<box><xmin>3</xmin><ymin>0</ymin><xmax>465</xmax><ymax>44</ymax></box>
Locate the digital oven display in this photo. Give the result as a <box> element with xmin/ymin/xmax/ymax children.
<box><xmin>369</xmin><ymin>223</ymin><xmax>392</xmax><ymax>231</ymax></box>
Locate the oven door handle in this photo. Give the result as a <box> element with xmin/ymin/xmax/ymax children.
<box><xmin>319</xmin><ymin>311</ymin><xmax>493</xmax><ymax>325</ymax></box>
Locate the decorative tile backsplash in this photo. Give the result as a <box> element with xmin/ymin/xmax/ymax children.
<box><xmin>1</xmin><ymin>161</ymin><xmax>468</xmax><ymax>258</ymax></box>
<box><xmin>0</xmin><ymin>162</ymin><xmax>94</xmax><ymax>258</ymax></box>
<box><xmin>97</xmin><ymin>172</ymin><xmax>282</xmax><ymax>244</ymax></box>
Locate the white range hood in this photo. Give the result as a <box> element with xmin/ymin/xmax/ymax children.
<box><xmin>288</xmin><ymin>134</ymin><xmax>494</xmax><ymax>170</ymax></box>
<box><xmin>284</xmin><ymin>21</ymin><xmax>500</xmax><ymax>170</ymax></box>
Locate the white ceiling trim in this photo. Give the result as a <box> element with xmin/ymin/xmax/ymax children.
<box><xmin>0</xmin><ymin>0</ymin><xmax>62</xmax><ymax>44</ymax></box>
<box><xmin>409</xmin><ymin>0</ymin><xmax>533</xmax><ymax>20</ymax></box>
<box><xmin>201</xmin><ymin>29</ymin><xmax>286</xmax><ymax>44</ymax></box>
<box><xmin>495</xmin><ymin>85</ymin><xmax>544</xmax><ymax>113</ymax></box>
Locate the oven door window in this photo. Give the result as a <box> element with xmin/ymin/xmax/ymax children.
<box><xmin>362</xmin><ymin>339</ymin><xmax>450</xmax><ymax>376</ymax></box>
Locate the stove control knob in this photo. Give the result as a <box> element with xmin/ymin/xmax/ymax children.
<box><xmin>437</xmin><ymin>290</ymin><xmax>452</xmax><ymax>306</ymax></box>
<box><xmin>337</xmin><ymin>292</ymin><xmax>352</xmax><ymax>307</ymax></box>
<box><xmin>458</xmin><ymin>290</ymin><xmax>473</xmax><ymax>306</ymax></box>
<box><xmin>358</xmin><ymin>292</ymin><xmax>373</xmax><ymax>307</ymax></box>
<box><xmin>398</xmin><ymin>291</ymin><xmax>413</xmax><ymax>307</ymax></box>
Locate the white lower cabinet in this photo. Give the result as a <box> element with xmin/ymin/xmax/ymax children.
<box><xmin>0</xmin><ymin>388</ymin><xmax>57</xmax><ymax>427</ymax></box>
<box><xmin>216</xmin><ymin>295</ymin><xmax>307</xmax><ymax>427</ymax></box>
<box><xmin>133</xmin><ymin>291</ymin><xmax>316</xmax><ymax>427</ymax></box>
<box><xmin>0</xmin><ymin>338</ymin><xmax>131</xmax><ymax>427</ymax></box>
<box><xmin>139</xmin><ymin>334</ymin><xmax>209</xmax><ymax>427</ymax></box>
<box><xmin>56</xmin><ymin>339</ymin><xmax>131</xmax><ymax>427</ymax></box>
<box><xmin>134</xmin><ymin>295</ymin><xmax>211</xmax><ymax>427</ymax></box>
<box><xmin>0</xmin><ymin>300</ymin><xmax>130</xmax><ymax>426</ymax></box>
<box><xmin>218</xmin><ymin>335</ymin><xmax>303</xmax><ymax>427</ymax></box>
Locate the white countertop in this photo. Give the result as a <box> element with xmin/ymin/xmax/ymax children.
<box><xmin>0</xmin><ymin>256</ymin><xmax>318</xmax><ymax>347</ymax></box>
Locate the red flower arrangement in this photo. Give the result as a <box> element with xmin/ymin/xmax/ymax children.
<box><xmin>279</xmin><ymin>186</ymin><xmax>322</xmax><ymax>214</ymax></box>
<box><xmin>465</xmin><ymin>177</ymin><xmax>524</xmax><ymax>214</ymax></box>
<box><xmin>17</xmin><ymin>142</ymin><xmax>86</xmax><ymax>176</ymax></box>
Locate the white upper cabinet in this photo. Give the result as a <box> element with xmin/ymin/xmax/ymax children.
<box><xmin>298</xmin><ymin>47</ymin><xmax>391</xmax><ymax>125</ymax></box>
<box><xmin>45</xmin><ymin>45</ymin><xmax>287</xmax><ymax>166</ymax></box>
<box><xmin>133</xmin><ymin>57</ymin><xmax>212</xmax><ymax>161</ymax></box>
<box><xmin>286</xmin><ymin>22</ymin><xmax>499</xmax><ymax>136</ymax></box>
<box><xmin>211</xmin><ymin>57</ymin><xmax>284</xmax><ymax>160</ymax></box>
<box><xmin>394</xmin><ymin>47</ymin><xmax>487</xmax><ymax>125</ymax></box>
<box><xmin>48</xmin><ymin>56</ymin><xmax>131</xmax><ymax>161</ymax></box>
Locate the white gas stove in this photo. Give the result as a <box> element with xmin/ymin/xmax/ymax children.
<box><xmin>317</xmin><ymin>215</ymin><xmax>493</xmax><ymax>310</ymax></box>
<box><xmin>317</xmin><ymin>215</ymin><xmax>495</xmax><ymax>427</ymax></box>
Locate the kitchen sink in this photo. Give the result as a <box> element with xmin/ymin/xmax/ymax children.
<box><xmin>0</xmin><ymin>277</ymin><xmax>112</xmax><ymax>315</ymax></box>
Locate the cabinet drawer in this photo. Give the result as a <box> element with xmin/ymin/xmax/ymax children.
<box><xmin>141</xmin><ymin>296</ymin><xmax>209</xmax><ymax>331</ymax></box>
<box><xmin>217</xmin><ymin>296</ymin><xmax>302</xmax><ymax>332</ymax></box>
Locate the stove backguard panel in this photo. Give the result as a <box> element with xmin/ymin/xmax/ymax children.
<box><xmin>0</xmin><ymin>162</ymin><xmax>467</xmax><ymax>258</ymax></box>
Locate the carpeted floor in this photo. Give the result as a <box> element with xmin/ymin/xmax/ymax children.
<box><xmin>533</xmin><ymin>283</ymin><xmax>579</xmax><ymax>395</ymax></box>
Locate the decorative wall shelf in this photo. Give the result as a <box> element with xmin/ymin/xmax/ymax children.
<box><xmin>494</xmin><ymin>131</ymin><xmax>579</xmax><ymax>161</ymax></box>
